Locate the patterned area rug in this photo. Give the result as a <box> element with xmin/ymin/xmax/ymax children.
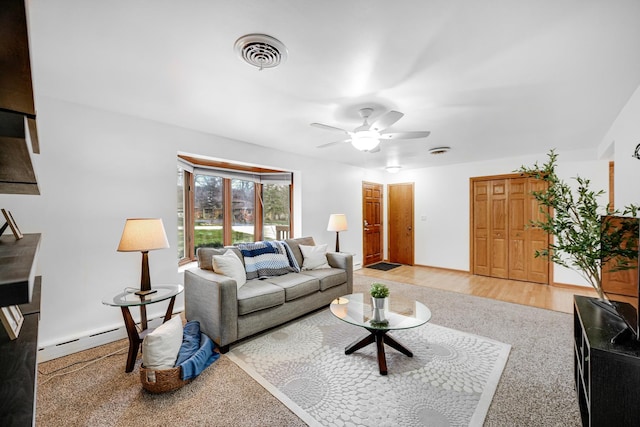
<box><xmin>227</xmin><ymin>309</ymin><xmax>510</xmax><ymax>427</ymax></box>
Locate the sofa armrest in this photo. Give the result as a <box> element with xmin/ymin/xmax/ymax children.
<box><xmin>184</xmin><ymin>268</ymin><xmax>239</xmax><ymax>350</ymax></box>
<box><xmin>326</xmin><ymin>252</ymin><xmax>353</xmax><ymax>294</ymax></box>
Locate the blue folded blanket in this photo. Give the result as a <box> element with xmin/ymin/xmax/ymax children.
<box><xmin>176</xmin><ymin>321</ymin><xmax>219</xmax><ymax>380</ymax></box>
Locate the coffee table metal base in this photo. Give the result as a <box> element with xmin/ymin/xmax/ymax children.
<box><xmin>345</xmin><ymin>328</ymin><xmax>413</xmax><ymax>375</ymax></box>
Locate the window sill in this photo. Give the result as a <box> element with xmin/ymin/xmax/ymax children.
<box><xmin>178</xmin><ymin>261</ymin><xmax>197</xmax><ymax>273</ymax></box>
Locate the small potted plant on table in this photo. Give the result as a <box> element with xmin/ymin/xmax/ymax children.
<box><xmin>370</xmin><ymin>282</ymin><xmax>390</xmax><ymax>325</ymax></box>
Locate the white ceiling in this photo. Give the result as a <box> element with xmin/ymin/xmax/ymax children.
<box><xmin>27</xmin><ymin>0</ymin><xmax>640</xmax><ymax>171</ymax></box>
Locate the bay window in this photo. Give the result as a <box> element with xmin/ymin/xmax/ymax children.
<box><xmin>177</xmin><ymin>157</ymin><xmax>293</xmax><ymax>265</ymax></box>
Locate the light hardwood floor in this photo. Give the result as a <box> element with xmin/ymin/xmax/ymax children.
<box><xmin>355</xmin><ymin>264</ymin><xmax>597</xmax><ymax>314</ymax></box>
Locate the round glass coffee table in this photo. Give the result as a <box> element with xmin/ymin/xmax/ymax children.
<box><xmin>330</xmin><ymin>293</ymin><xmax>431</xmax><ymax>375</ymax></box>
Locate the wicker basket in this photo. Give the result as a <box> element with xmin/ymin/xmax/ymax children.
<box><xmin>140</xmin><ymin>365</ymin><xmax>192</xmax><ymax>393</ymax></box>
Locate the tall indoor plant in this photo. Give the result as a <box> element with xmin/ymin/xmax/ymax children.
<box><xmin>517</xmin><ymin>150</ymin><xmax>639</xmax><ymax>300</ymax></box>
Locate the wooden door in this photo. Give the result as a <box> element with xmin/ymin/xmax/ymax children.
<box><xmin>527</xmin><ymin>178</ymin><xmax>549</xmax><ymax>283</ymax></box>
<box><xmin>472</xmin><ymin>175</ymin><xmax>548</xmax><ymax>284</ymax></box>
<box><xmin>388</xmin><ymin>183</ymin><xmax>414</xmax><ymax>265</ymax></box>
<box><xmin>508</xmin><ymin>178</ymin><xmax>527</xmax><ymax>281</ymax></box>
<box><xmin>473</xmin><ymin>181</ymin><xmax>490</xmax><ymax>276</ymax></box>
<box><xmin>362</xmin><ymin>181</ymin><xmax>383</xmax><ymax>266</ymax></box>
<box><xmin>490</xmin><ymin>180</ymin><xmax>508</xmax><ymax>278</ymax></box>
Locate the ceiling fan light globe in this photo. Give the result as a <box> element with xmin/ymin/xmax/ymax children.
<box><xmin>351</xmin><ymin>136</ymin><xmax>379</xmax><ymax>151</ymax></box>
<box><xmin>385</xmin><ymin>166</ymin><xmax>402</xmax><ymax>173</ymax></box>
<box><xmin>351</xmin><ymin>130</ymin><xmax>380</xmax><ymax>151</ymax></box>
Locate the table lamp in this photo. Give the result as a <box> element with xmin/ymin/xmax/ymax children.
<box><xmin>117</xmin><ymin>218</ymin><xmax>169</xmax><ymax>296</ymax></box>
<box><xmin>327</xmin><ymin>213</ymin><xmax>348</xmax><ymax>252</ymax></box>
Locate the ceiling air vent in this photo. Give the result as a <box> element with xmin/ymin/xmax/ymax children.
<box><xmin>234</xmin><ymin>34</ymin><xmax>288</xmax><ymax>70</ymax></box>
<box><xmin>429</xmin><ymin>146</ymin><xmax>451</xmax><ymax>155</ymax></box>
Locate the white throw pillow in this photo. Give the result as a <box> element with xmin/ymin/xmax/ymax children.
<box><xmin>213</xmin><ymin>249</ymin><xmax>247</xmax><ymax>289</ymax></box>
<box><xmin>142</xmin><ymin>315</ymin><xmax>183</xmax><ymax>370</ymax></box>
<box><xmin>299</xmin><ymin>244</ymin><xmax>331</xmax><ymax>270</ymax></box>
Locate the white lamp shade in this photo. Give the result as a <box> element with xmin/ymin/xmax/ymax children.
<box><xmin>327</xmin><ymin>214</ymin><xmax>348</xmax><ymax>232</ymax></box>
<box><xmin>117</xmin><ymin>218</ymin><xmax>170</xmax><ymax>252</ymax></box>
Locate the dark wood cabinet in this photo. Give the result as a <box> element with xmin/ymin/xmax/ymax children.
<box><xmin>0</xmin><ymin>277</ymin><xmax>40</xmax><ymax>426</ymax></box>
<box><xmin>574</xmin><ymin>295</ymin><xmax>640</xmax><ymax>426</ymax></box>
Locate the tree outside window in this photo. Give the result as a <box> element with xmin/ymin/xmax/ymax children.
<box><xmin>262</xmin><ymin>183</ymin><xmax>290</xmax><ymax>240</ymax></box>
<box><xmin>194</xmin><ymin>174</ymin><xmax>224</xmax><ymax>250</ymax></box>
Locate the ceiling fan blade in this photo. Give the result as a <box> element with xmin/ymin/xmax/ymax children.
<box><xmin>379</xmin><ymin>131</ymin><xmax>431</xmax><ymax>140</ymax></box>
<box><xmin>310</xmin><ymin>123</ymin><xmax>350</xmax><ymax>134</ymax></box>
<box><xmin>316</xmin><ymin>139</ymin><xmax>350</xmax><ymax>149</ymax></box>
<box><xmin>370</xmin><ymin>110</ymin><xmax>404</xmax><ymax>132</ymax></box>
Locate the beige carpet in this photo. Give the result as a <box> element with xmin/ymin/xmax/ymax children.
<box><xmin>36</xmin><ymin>275</ymin><xmax>581</xmax><ymax>426</ymax></box>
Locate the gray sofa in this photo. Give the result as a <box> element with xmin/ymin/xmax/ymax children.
<box><xmin>184</xmin><ymin>237</ymin><xmax>353</xmax><ymax>353</ymax></box>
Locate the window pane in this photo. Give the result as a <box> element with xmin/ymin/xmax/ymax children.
<box><xmin>231</xmin><ymin>179</ymin><xmax>255</xmax><ymax>243</ymax></box>
<box><xmin>262</xmin><ymin>183</ymin><xmax>290</xmax><ymax>241</ymax></box>
<box><xmin>177</xmin><ymin>167</ymin><xmax>186</xmax><ymax>260</ymax></box>
<box><xmin>194</xmin><ymin>174</ymin><xmax>224</xmax><ymax>251</ymax></box>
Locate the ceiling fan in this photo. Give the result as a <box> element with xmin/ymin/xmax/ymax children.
<box><xmin>311</xmin><ymin>108</ymin><xmax>431</xmax><ymax>152</ymax></box>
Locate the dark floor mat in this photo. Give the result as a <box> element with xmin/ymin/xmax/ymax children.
<box><xmin>366</xmin><ymin>262</ymin><xmax>402</xmax><ymax>271</ymax></box>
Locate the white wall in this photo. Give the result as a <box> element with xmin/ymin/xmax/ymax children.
<box><xmin>605</xmin><ymin>85</ymin><xmax>640</xmax><ymax>209</ymax></box>
<box><xmin>0</xmin><ymin>97</ymin><xmax>380</xmax><ymax>349</ymax></box>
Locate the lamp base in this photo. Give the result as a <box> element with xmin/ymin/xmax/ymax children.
<box><xmin>135</xmin><ymin>289</ymin><xmax>157</xmax><ymax>297</ymax></box>
<box><xmin>136</xmin><ymin>250</ymin><xmax>155</xmax><ymax>297</ymax></box>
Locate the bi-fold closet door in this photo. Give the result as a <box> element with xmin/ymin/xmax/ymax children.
<box><xmin>472</xmin><ymin>176</ymin><xmax>549</xmax><ymax>284</ymax></box>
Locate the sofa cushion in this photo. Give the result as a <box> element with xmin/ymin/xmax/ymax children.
<box><xmin>299</xmin><ymin>268</ymin><xmax>347</xmax><ymax>291</ymax></box>
<box><xmin>196</xmin><ymin>247</ymin><xmax>226</xmax><ymax>271</ymax></box>
<box><xmin>212</xmin><ymin>250</ymin><xmax>247</xmax><ymax>289</ymax></box>
<box><xmin>285</xmin><ymin>236</ymin><xmax>316</xmax><ymax>268</ymax></box>
<box><xmin>238</xmin><ymin>241</ymin><xmax>296</xmax><ymax>279</ymax></box>
<box><xmin>237</xmin><ymin>280</ymin><xmax>286</xmax><ymax>315</ymax></box>
<box><xmin>299</xmin><ymin>244</ymin><xmax>330</xmax><ymax>270</ymax></box>
<box><xmin>263</xmin><ymin>273</ymin><xmax>320</xmax><ymax>301</ymax></box>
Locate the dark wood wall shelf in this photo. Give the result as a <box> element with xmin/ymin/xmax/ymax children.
<box><xmin>0</xmin><ymin>277</ymin><xmax>41</xmax><ymax>426</ymax></box>
<box><xmin>0</xmin><ymin>1</ymin><xmax>42</xmax><ymax>425</ymax></box>
<box><xmin>0</xmin><ymin>0</ymin><xmax>39</xmax><ymax>195</ymax></box>
<box><xmin>574</xmin><ymin>295</ymin><xmax>640</xmax><ymax>426</ymax></box>
<box><xmin>0</xmin><ymin>233</ymin><xmax>41</xmax><ymax>307</ymax></box>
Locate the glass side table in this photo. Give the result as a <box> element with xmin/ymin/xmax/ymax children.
<box><xmin>102</xmin><ymin>284</ymin><xmax>183</xmax><ymax>373</ymax></box>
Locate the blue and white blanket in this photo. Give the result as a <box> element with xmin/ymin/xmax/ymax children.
<box><xmin>237</xmin><ymin>240</ymin><xmax>300</xmax><ymax>280</ymax></box>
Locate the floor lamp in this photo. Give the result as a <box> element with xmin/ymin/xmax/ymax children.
<box><xmin>327</xmin><ymin>214</ymin><xmax>348</xmax><ymax>252</ymax></box>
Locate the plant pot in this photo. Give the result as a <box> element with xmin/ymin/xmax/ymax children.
<box><xmin>371</xmin><ymin>296</ymin><xmax>388</xmax><ymax>323</ymax></box>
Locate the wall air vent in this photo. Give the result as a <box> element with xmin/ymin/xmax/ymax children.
<box><xmin>429</xmin><ymin>146</ymin><xmax>451</xmax><ymax>155</ymax></box>
<box><xmin>234</xmin><ymin>34</ymin><xmax>288</xmax><ymax>70</ymax></box>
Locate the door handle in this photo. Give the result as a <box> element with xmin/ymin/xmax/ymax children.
<box><xmin>407</xmin><ymin>226</ymin><xmax>412</xmax><ymax>231</ymax></box>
